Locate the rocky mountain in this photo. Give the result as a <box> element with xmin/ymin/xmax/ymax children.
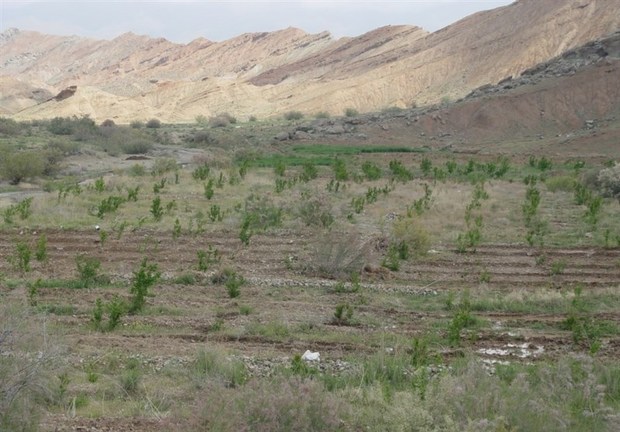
<box><xmin>1</xmin><ymin>0</ymin><xmax>619</xmax><ymax>123</ymax></box>
<box><xmin>287</xmin><ymin>30</ymin><xmax>619</xmax><ymax>159</ymax></box>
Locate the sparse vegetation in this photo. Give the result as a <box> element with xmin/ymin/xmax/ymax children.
<box><xmin>209</xmin><ymin>112</ymin><xmax>237</xmax><ymax>128</ymax></box>
<box><xmin>597</xmin><ymin>163</ymin><xmax>620</xmax><ymax>201</ymax></box>
<box><xmin>283</xmin><ymin>110</ymin><xmax>304</xmax><ymax>121</ymax></box>
<box><xmin>344</xmin><ymin>107</ymin><xmax>359</xmax><ymax>117</ymax></box>
<box><xmin>0</xmin><ymin>151</ymin><xmax>45</xmax><ymax>184</ymax></box>
<box><xmin>305</xmin><ymin>232</ymin><xmax>367</xmax><ymax>279</ymax></box>
<box><xmin>128</xmin><ymin>258</ymin><xmax>160</xmax><ymax>313</ymax></box>
<box><xmin>1</xmin><ymin>96</ymin><xmax>620</xmax><ymax>432</ymax></box>
<box><xmin>145</xmin><ymin>118</ymin><xmax>162</xmax><ymax>129</ymax></box>
<box><xmin>456</xmin><ymin>182</ymin><xmax>488</xmax><ymax>252</ymax></box>
<box><xmin>75</xmin><ymin>255</ymin><xmax>103</xmax><ymax>288</ymax></box>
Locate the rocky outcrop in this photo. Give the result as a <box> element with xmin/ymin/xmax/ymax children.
<box><xmin>53</xmin><ymin>85</ymin><xmax>77</xmax><ymax>102</ymax></box>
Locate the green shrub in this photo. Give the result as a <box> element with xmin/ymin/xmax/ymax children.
<box><xmin>408</xmin><ymin>183</ymin><xmax>433</xmax><ymax>215</ymax></box>
<box><xmin>284</xmin><ymin>111</ymin><xmax>304</xmax><ymax>121</ymax></box>
<box><xmin>226</xmin><ymin>276</ymin><xmax>243</xmax><ymax>298</ymax></box>
<box><xmin>192</xmin><ymin>350</ymin><xmax>247</xmax><ymax>389</ymax></box>
<box><xmin>145</xmin><ymin>118</ymin><xmax>162</xmax><ymax>128</ymax></box>
<box><xmin>238</xmin><ymin>160</ymin><xmax>249</xmax><ymax>179</ymax></box>
<box><xmin>423</xmin><ymin>357</ymin><xmax>615</xmax><ymax>431</ymax></box>
<box><xmin>95</xmin><ymin>195</ymin><xmax>125</xmax><ymax>219</ymax></box>
<box><xmin>190</xmin><ymin>130</ymin><xmax>216</xmax><ymax>146</ymax></box>
<box><xmin>91</xmin><ymin>298</ymin><xmax>104</xmax><ymax>329</ymax></box>
<box><xmin>128</xmin><ymin>164</ymin><xmax>146</xmax><ymax>177</ymax></box>
<box><xmin>119</xmin><ymin>361</ymin><xmax>142</xmax><ymax>395</ymax></box>
<box><xmin>300</xmin><ymin>161</ymin><xmax>318</xmax><ymax>182</ymax></box>
<box><xmin>107</xmin><ymin>296</ymin><xmax>125</xmax><ymax>330</ymax></box>
<box><xmin>151</xmin><ymin>197</ymin><xmax>164</xmax><ymax>221</ymax></box>
<box><xmin>574</xmin><ymin>180</ymin><xmax>592</xmax><ymax>205</ymax></box>
<box><xmin>26</xmin><ymin>278</ymin><xmax>42</xmax><ymax>307</ymax></box>
<box><xmin>344</xmin><ymin>107</ymin><xmax>359</xmax><ymax>117</ymax></box>
<box><xmin>94</xmin><ymin>177</ymin><xmax>105</xmax><ymax>193</ymax></box>
<box><xmin>172</xmin><ymin>218</ymin><xmax>182</xmax><ymax>239</ymax></box>
<box><xmin>75</xmin><ymin>255</ymin><xmax>103</xmax><ymax>288</ymax></box>
<box><xmin>50</xmin><ymin>116</ymin><xmax>98</xmax><ymax>141</ymax></box>
<box><xmin>584</xmin><ymin>195</ymin><xmax>603</xmax><ymax>226</ymax></box>
<box><xmin>129</xmin><ymin>258</ymin><xmax>160</xmax><ymax>313</ymax></box>
<box><xmin>92</xmin><ymin>296</ymin><xmax>126</xmax><ymax>332</ymax></box>
<box><xmin>126</xmin><ymin>186</ymin><xmax>139</xmax><ymax>202</ymax></box>
<box><xmin>274</xmin><ymin>159</ymin><xmax>286</xmax><ymax>177</ymax></box>
<box><xmin>190</xmin><ymin>377</ymin><xmax>346</xmax><ymax>431</ymax></box>
<box><xmin>314</xmin><ymin>111</ymin><xmax>330</xmax><ymax>119</ymax></box>
<box><xmin>197</xmin><ymin>246</ymin><xmax>220</xmax><ymax>271</ymax></box>
<box><xmin>151</xmin><ymin>157</ymin><xmax>177</xmax><ymax>176</ymax></box>
<box><xmin>16</xmin><ymin>197</ymin><xmax>33</xmax><ymax>220</ymax></box>
<box><xmin>392</xmin><ymin>217</ymin><xmax>430</xmax><ymax>258</ymax></box>
<box><xmin>203</xmin><ymin>179</ymin><xmax>215</xmax><ymax>199</ymax></box>
<box><xmin>192</xmin><ymin>164</ymin><xmax>211</xmax><ymax>181</ymax></box>
<box><xmin>35</xmin><ymin>235</ymin><xmax>47</xmax><ymax>263</ymax></box>
<box><xmin>121</xmin><ymin>137</ymin><xmax>153</xmax><ymax>154</ymax></box>
<box><xmin>0</xmin><ymin>117</ymin><xmax>22</xmax><ymax>136</ymax></box>
<box><xmin>0</xmin><ymin>151</ymin><xmax>45</xmax><ymax>185</ymax></box>
<box><xmin>388</xmin><ymin>160</ymin><xmax>413</xmax><ymax>182</ymax></box>
<box><xmin>211</xmin><ymin>268</ymin><xmax>245</xmax><ymax>298</ymax></box>
<box><xmin>522</xmin><ymin>181</ymin><xmax>547</xmax><ymax>246</ymax></box>
<box><xmin>0</xmin><ymin>305</ymin><xmax>60</xmax><ymax>431</ymax></box>
<box><xmin>243</xmin><ymin>194</ymin><xmax>283</xmax><ymax>232</ymax></box>
<box><xmin>447</xmin><ymin>292</ymin><xmax>477</xmax><ymax>346</ymax></box>
<box><xmin>333</xmin><ymin>158</ymin><xmax>349</xmax><ymax>181</ymax></box>
<box><xmin>239</xmin><ymin>216</ymin><xmax>252</xmax><ymax>246</ymax></box>
<box><xmin>47</xmin><ymin>116</ymin><xmax>76</xmax><ymax>135</ymax></box>
<box><xmin>420</xmin><ymin>157</ymin><xmax>432</xmax><ymax>176</ymax></box>
<box><xmin>333</xmin><ymin>303</ymin><xmax>354</xmax><ymax>325</ymax></box>
<box><xmin>297</xmin><ymin>195</ymin><xmax>334</xmax><ymax>228</ymax></box>
<box><xmin>14</xmin><ymin>242</ymin><xmax>31</xmax><ymax>273</ymax></box>
<box><xmin>99</xmin><ymin>229</ymin><xmax>109</xmax><ymax>248</ymax></box>
<box><xmin>208</xmin><ymin>204</ymin><xmax>223</xmax><ymax>222</ymax></box>
<box><xmin>381</xmin><ymin>244</ymin><xmax>400</xmax><ymax>271</ymax></box>
<box><xmin>305</xmin><ymin>233</ymin><xmax>367</xmax><ymax>279</ymax></box>
<box><xmin>153</xmin><ymin>177</ymin><xmax>167</xmax><ymax>193</ymax></box>
<box><xmin>209</xmin><ymin>113</ymin><xmax>236</xmax><ymax>128</ymax></box>
<box><xmin>351</xmin><ymin>196</ymin><xmax>365</xmax><ymax>214</ymax></box>
<box><xmin>597</xmin><ymin>163</ymin><xmax>620</xmax><ymax>201</ymax></box>
<box><xmin>545</xmin><ymin>175</ymin><xmax>576</xmax><ymax>192</ymax></box>
<box><xmin>173</xmin><ymin>273</ymin><xmax>195</xmax><ymax>285</ymax></box>
<box><xmin>361</xmin><ymin>161</ymin><xmax>382</xmax><ymax>181</ymax></box>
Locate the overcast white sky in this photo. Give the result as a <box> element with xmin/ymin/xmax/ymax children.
<box><xmin>1</xmin><ymin>0</ymin><xmax>513</xmax><ymax>43</ymax></box>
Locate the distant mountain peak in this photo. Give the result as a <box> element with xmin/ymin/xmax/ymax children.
<box><xmin>1</xmin><ymin>0</ymin><xmax>618</xmax><ymax>123</ymax></box>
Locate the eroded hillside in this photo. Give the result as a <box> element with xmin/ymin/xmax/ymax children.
<box><xmin>1</xmin><ymin>0</ymin><xmax>619</xmax><ymax>122</ymax></box>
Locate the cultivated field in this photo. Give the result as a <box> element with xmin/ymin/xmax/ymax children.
<box><xmin>1</xmin><ymin>116</ymin><xmax>620</xmax><ymax>431</ymax></box>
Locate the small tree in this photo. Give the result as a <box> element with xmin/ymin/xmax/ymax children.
<box><xmin>0</xmin><ymin>151</ymin><xmax>45</xmax><ymax>185</ymax></box>
<box><xmin>129</xmin><ymin>258</ymin><xmax>160</xmax><ymax>313</ymax></box>
<box><xmin>75</xmin><ymin>255</ymin><xmax>102</xmax><ymax>288</ymax></box>
<box><xmin>151</xmin><ymin>197</ymin><xmax>164</xmax><ymax>221</ymax></box>
<box><xmin>14</xmin><ymin>242</ymin><xmax>31</xmax><ymax>273</ymax></box>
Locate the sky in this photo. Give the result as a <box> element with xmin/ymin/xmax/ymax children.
<box><xmin>1</xmin><ymin>0</ymin><xmax>514</xmax><ymax>43</ymax></box>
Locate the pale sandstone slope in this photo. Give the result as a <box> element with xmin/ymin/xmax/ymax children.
<box><xmin>1</xmin><ymin>0</ymin><xmax>619</xmax><ymax>122</ymax></box>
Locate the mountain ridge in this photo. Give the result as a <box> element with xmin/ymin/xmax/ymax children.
<box><xmin>1</xmin><ymin>0</ymin><xmax>619</xmax><ymax>123</ymax></box>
